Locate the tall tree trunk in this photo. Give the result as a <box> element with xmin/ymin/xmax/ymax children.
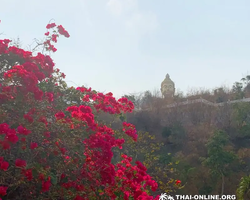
<box><xmin>221</xmin><ymin>173</ymin><xmax>225</xmax><ymax>195</ymax></box>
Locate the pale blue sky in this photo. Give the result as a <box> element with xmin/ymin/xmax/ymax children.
<box><xmin>1</xmin><ymin>0</ymin><xmax>250</xmax><ymax>98</ymax></box>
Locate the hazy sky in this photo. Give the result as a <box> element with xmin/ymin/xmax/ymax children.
<box><xmin>1</xmin><ymin>0</ymin><xmax>250</xmax><ymax>98</ymax></box>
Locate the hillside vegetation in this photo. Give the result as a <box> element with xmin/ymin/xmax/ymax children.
<box><xmin>121</xmin><ymin>76</ymin><xmax>250</xmax><ymax>196</ymax></box>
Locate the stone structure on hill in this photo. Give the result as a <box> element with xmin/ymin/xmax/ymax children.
<box><xmin>161</xmin><ymin>74</ymin><xmax>175</xmax><ymax>98</ymax></box>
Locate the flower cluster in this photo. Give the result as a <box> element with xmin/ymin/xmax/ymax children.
<box><xmin>44</xmin><ymin>22</ymin><xmax>70</xmax><ymax>52</ymax></box>
<box><xmin>122</xmin><ymin>122</ymin><xmax>138</xmax><ymax>141</ymax></box>
<box><xmin>0</xmin><ymin>21</ymin><xmax>163</xmax><ymax>199</ymax></box>
<box><xmin>76</xmin><ymin>88</ymin><xmax>134</xmax><ymax>114</ymax></box>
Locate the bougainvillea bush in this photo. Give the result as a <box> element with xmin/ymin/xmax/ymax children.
<box><xmin>0</xmin><ymin>21</ymin><xmax>160</xmax><ymax>200</ymax></box>
<box><xmin>113</xmin><ymin>131</ymin><xmax>183</xmax><ymax>195</ymax></box>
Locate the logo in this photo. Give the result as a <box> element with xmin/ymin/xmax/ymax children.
<box><xmin>159</xmin><ymin>193</ymin><xmax>175</xmax><ymax>200</ymax></box>
<box><xmin>158</xmin><ymin>194</ymin><xmax>237</xmax><ymax>200</ymax></box>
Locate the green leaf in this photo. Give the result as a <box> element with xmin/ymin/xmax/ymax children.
<box><xmin>40</xmin><ymin>151</ymin><xmax>47</xmax><ymax>158</ymax></box>
<box><xmin>51</xmin><ymin>174</ymin><xmax>57</xmax><ymax>185</ymax></box>
<box><xmin>119</xmin><ymin>114</ymin><xmax>126</xmax><ymax>122</ymax></box>
<box><xmin>61</xmin><ymin>176</ymin><xmax>68</xmax><ymax>183</ymax></box>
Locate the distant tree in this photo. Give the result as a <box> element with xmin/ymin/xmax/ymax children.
<box><xmin>201</xmin><ymin>130</ymin><xmax>238</xmax><ymax>195</ymax></box>
<box><xmin>241</xmin><ymin>75</ymin><xmax>250</xmax><ymax>86</ymax></box>
<box><xmin>161</xmin><ymin>126</ymin><xmax>172</xmax><ymax>138</ymax></box>
<box><xmin>214</xmin><ymin>87</ymin><xmax>228</xmax><ymax>103</ymax></box>
<box><xmin>233</xmin><ymin>103</ymin><xmax>250</xmax><ymax>128</ymax></box>
<box><xmin>141</xmin><ymin>90</ymin><xmax>153</xmax><ymax>109</ymax></box>
<box><xmin>241</xmin><ymin>75</ymin><xmax>250</xmax><ymax>97</ymax></box>
<box><xmin>174</xmin><ymin>90</ymin><xmax>184</xmax><ymax>102</ymax></box>
<box><xmin>161</xmin><ymin>123</ymin><xmax>186</xmax><ymax>146</ymax></box>
<box><xmin>232</xmin><ymin>82</ymin><xmax>244</xmax><ymax>99</ymax></box>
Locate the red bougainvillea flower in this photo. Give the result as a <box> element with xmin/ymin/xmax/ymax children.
<box><xmin>5</xmin><ymin>129</ymin><xmax>19</xmax><ymax>144</ymax></box>
<box><xmin>135</xmin><ymin>160</ymin><xmax>147</xmax><ymax>171</ymax></box>
<box><xmin>175</xmin><ymin>180</ymin><xmax>181</xmax><ymax>185</ymax></box>
<box><xmin>45</xmin><ymin>92</ymin><xmax>54</xmax><ymax>102</ymax></box>
<box><xmin>44</xmin><ymin>40</ymin><xmax>57</xmax><ymax>52</ymax></box>
<box><xmin>17</xmin><ymin>125</ymin><xmax>31</xmax><ymax>135</ymax></box>
<box><xmin>122</xmin><ymin>122</ymin><xmax>138</xmax><ymax>141</ymax></box>
<box><xmin>0</xmin><ymin>161</ymin><xmax>9</xmax><ymax>171</ymax></box>
<box><xmin>42</xmin><ymin>180</ymin><xmax>51</xmax><ymax>192</ymax></box>
<box><xmin>1</xmin><ymin>140</ymin><xmax>10</xmax><ymax>150</ymax></box>
<box><xmin>39</xmin><ymin>173</ymin><xmax>45</xmax><ymax>181</ymax></box>
<box><xmin>51</xmin><ymin>34</ymin><xmax>58</xmax><ymax>42</ymax></box>
<box><xmin>30</xmin><ymin>142</ymin><xmax>38</xmax><ymax>150</ymax></box>
<box><xmin>0</xmin><ymin>123</ymin><xmax>9</xmax><ymax>134</ymax></box>
<box><xmin>46</xmin><ymin>23</ymin><xmax>56</xmax><ymax>29</ymax></box>
<box><xmin>0</xmin><ymin>186</ymin><xmax>7</xmax><ymax>196</ymax></box>
<box><xmin>74</xmin><ymin>195</ymin><xmax>85</xmax><ymax>200</ymax></box>
<box><xmin>15</xmin><ymin>159</ymin><xmax>26</xmax><ymax>168</ymax></box>
<box><xmin>22</xmin><ymin>169</ymin><xmax>33</xmax><ymax>181</ymax></box>
<box><xmin>24</xmin><ymin>114</ymin><xmax>34</xmax><ymax>123</ymax></box>
<box><xmin>55</xmin><ymin>111</ymin><xmax>65</xmax><ymax>120</ymax></box>
<box><xmin>57</xmin><ymin>25</ymin><xmax>70</xmax><ymax>38</ymax></box>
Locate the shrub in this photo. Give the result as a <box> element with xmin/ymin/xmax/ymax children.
<box><xmin>0</xmin><ymin>21</ymin><xmax>161</xmax><ymax>200</ymax></box>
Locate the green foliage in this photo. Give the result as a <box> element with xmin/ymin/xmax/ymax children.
<box><xmin>236</xmin><ymin>175</ymin><xmax>250</xmax><ymax>200</ymax></box>
<box><xmin>159</xmin><ymin>153</ymin><xmax>172</xmax><ymax>165</ymax></box>
<box><xmin>123</xmin><ymin>75</ymin><xmax>250</xmax><ymax>195</ymax></box>
<box><xmin>175</xmin><ymin>160</ymin><xmax>196</xmax><ymax>183</ymax></box>
<box><xmin>233</xmin><ymin>102</ymin><xmax>250</xmax><ymax>125</ymax></box>
<box><xmin>141</xmin><ymin>91</ymin><xmax>153</xmax><ymax>108</ymax></box>
<box><xmin>239</xmin><ymin>124</ymin><xmax>250</xmax><ymax>137</ymax></box>
<box><xmin>232</xmin><ymin>82</ymin><xmax>244</xmax><ymax>99</ymax></box>
<box><xmin>200</xmin><ymin>130</ymin><xmax>239</xmax><ymax>195</ymax></box>
<box><xmin>198</xmin><ymin>184</ymin><xmax>213</xmax><ymax>195</ymax></box>
<box><xmin>202</xmin><ymin>130</ymin><xmax>237</xmax><ymax>176</ymax></box>
<box><xmin>168</xmin><ymin>124</ymin><xmax>186</xmax><ymax>145</ymax></box>
<box><xmin>161</xmin><ymin>127</ymin><xmax>172</xmax><ymax>138</ymax></box>
<box><xmin>161</xmin><ymin>124</ymin><xmax>186</xmax><ymax>143</ymax></box>
<box><xmin>118</xmin><ymin>113</ymin><xmax>126</xmax><ymax>122</ymax></box>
